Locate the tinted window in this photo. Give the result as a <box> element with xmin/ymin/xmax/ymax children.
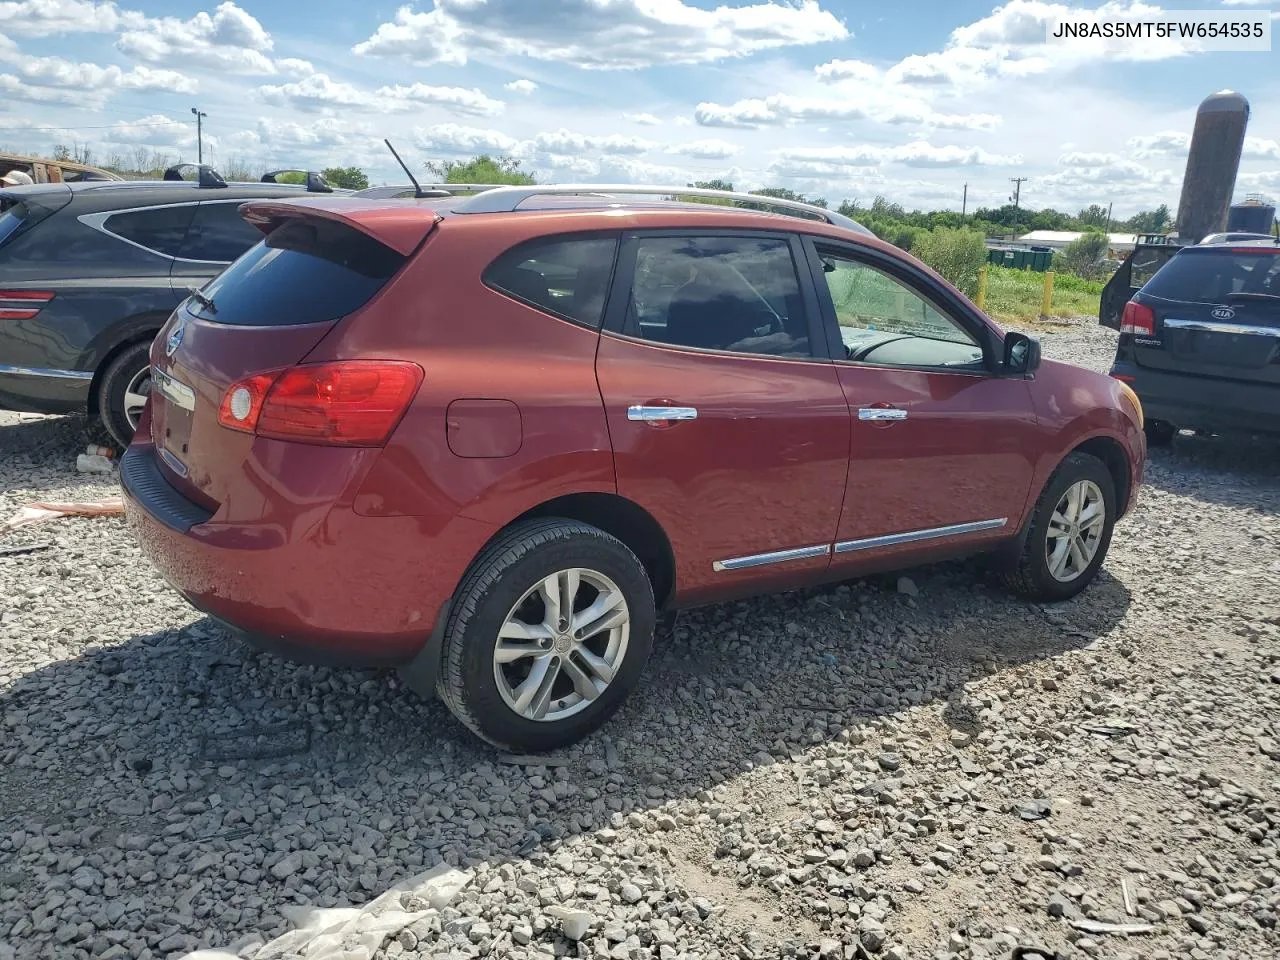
<box><xmin>622</xmin><ymin>235</ymin><xmax>810</xmax><ymax>357</ymax></box>
<box><xmin>1143</xmin><ymin>248</ymin><xmax>1280</xmax><ymax>303</ymax></box>
<box><xmin>178</xmin><ymin>202</ymin><xmax>262</xmax><ymax>262</ymax></box>
<box><xmin>104</xmin><ymin>205</ymin><xmax>195</xmax><ymax>257</ymax></box>
<box><xmin>0</xmin><ymin>204</ymin><xmax>26</xmax><ymax>247</ymax></box>
<box><xmin>484</xmin><ymin>235</ymin><xmax>617</xmax><ymax>328</ymax></box>
<box><xmin>818</xmin><ymin>252</ymin><xmax>983</xmax><ymax>369</ymax></box>
<box><xmin>188</xmin><ymin>218</ymin><xmax>405</xmax><ymax>326</ymax></box>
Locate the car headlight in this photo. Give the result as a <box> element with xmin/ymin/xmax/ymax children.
<box><xmin>1116</xmin><ymin>380</ymin><xmax>1144</xmax><ymax>430</ymax></box>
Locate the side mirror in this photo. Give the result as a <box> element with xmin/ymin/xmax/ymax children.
<box><xmin>1003</xmin><ymin>331</ymin><xmax>1042</xmax><ymax>375</ymax></box>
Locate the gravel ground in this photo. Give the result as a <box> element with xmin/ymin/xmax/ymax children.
<box><xmin>1</xmin><ymin>321</ymin><xmax>1278</xmax><ymax>960</ymax></box>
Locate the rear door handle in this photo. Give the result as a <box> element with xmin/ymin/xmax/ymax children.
<box><xmin>627</xmin><ymin>405</ymin><xmax>698</xmax><ymax>422</ymax></box>
<box><xmin>858</xmin><ymin>407</ymin><xmax>907</xmax><ymax>421</ymax></box>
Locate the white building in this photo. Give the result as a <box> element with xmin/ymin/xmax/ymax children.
<box><xmin>1015</xmin><ymin>230</ymin><xmax>1139</xmax><ymax>253</ymax></box>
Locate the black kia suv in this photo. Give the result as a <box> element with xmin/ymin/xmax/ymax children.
<box><xmin>1110</xmin><ymin>238</ymin><xmax>1280</xmax><ymax>444</ymax></box>
<box><xmin>0</xmin><ymin>165</ymin><xmax>344</xmax><ymax>446</ymax></box>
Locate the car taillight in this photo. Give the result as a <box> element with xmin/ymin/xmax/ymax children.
<box><xmin>218</xmin><ymin>361</ymin><xmax>423</xmax><ymax>446</ymax></box>
<box><xmin>1120</xmin><ymin>301</ymin><xmax>1155</xmax><ymax>336</ymax></box>
<box><xmin>0</xmin><ymin>289</ymin><xmax>54</xmax><ymax>321</ymax></box>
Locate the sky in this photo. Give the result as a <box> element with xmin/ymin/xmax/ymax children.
<box><xmin>0</xmin><ymin>0</ymin><xmax>1277</xmax><ymax>217</ymax></box>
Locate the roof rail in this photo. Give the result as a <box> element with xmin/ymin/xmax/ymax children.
<box><xmin>163</xmin><ymin>162</ymin><xmax>226</xmax><ymax>188</ymax></box>
<box><xmin>260</xmin><ymin>169</ymin><xmax>333</xmax><ymax>193</ymax></box>
<box><xmin>445</xmin><ymin>183</ymin><xmax>873</xmax><ymax>235</ymax></box>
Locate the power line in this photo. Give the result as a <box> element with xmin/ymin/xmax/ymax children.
<box><xmin>0</xmin><ymin>119</ymin><xmax>190</xmax><ymax>134</ymax></box>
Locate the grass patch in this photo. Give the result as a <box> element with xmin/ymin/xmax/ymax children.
<box><xmin>983</xmin><ymin>265</ymin><xmax>1102</xmax><ymax>324</ymax></box>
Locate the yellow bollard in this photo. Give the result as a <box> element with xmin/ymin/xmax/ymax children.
<box><xmin>1041</xmin><ymin>271</ymin><xmax>1055</xmax><ymax>318</ymax></box>
<box><xmin>976</xmin><ymin>264</ymin><xmax>988</xmax><ymax>310</ymax></box>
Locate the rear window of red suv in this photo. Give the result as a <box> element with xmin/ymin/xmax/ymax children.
<box><xmin>187</xmin><ymin>217</ymin><xmax>406</xmax><ymax>326</ymax></box>
<box><xmin>1142</xmin><ymin>247</ymin><xmax>1280</xmax><ymax>303</ymax></box>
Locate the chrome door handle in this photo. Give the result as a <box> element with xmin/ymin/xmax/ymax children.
<box><xmin>858</xmin><ymin>407</ymin><xmax>907</xmax><ymax>421</ymax></box>
<box><xmin>627</xmin><ymin>405</ymin><xmax>698</xmax><ymax>422</ymax></box>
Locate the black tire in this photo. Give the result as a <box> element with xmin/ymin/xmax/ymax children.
<box><xmin>998</xmin><ymin>452</ymin><xmax>1117</xmax><ymax>602</ymax></box>
<box><xmin>1144</xmin><ymin>419</ymin><xmax>1176</xmax><ymax>447</ymax></box>
<box><xmin>97</xmin><ymin>341</ymin><xmax>153</xmax><ymax>449</ymax></box>
<box><xmin>436</xmin><ymin>518</ymin><xmax>656</xmax><ymax>752</ymax></box>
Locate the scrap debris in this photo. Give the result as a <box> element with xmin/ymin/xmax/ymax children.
<box><xmin>0</xmin><ymin>498</ymin><xmax>125</xmax><ymax>536</ymax></box>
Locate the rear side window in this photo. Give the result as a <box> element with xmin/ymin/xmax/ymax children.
<box><xmin>189</xmin><ymin>217</ymin><xmax>405</xmax><ymax>326</ymax></box>
<box><xmin>483</xmin><ymin>235</ymin><xmax>618</xmax><ymax>328</ymax></box>
<box><xmin>177</xmin><ymin>202</ymin><xmax>263</xmax><ymax>262</ymax></box>
<box><xmin>104</xmin><ymin>205</ymin><xmax>195</xmax><ymax>258</ymax></box>
<box><xmin>0</xmin><ymin>203</ymin><xmax>27</xmax><ymax>247</ymax></box>
<box><xmin>1143</xmin><ymin>248</ymin><xmax>1280</xmax><ymax>302</ymax></box>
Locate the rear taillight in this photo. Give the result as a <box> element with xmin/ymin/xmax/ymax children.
<box><xmin>1120</xmin><ymin>301</ymin><xmax>1155</xmax><ymax>336</ymax></box>
<box><xmin>218</xmin><ymin>361</ymin><xmax>423</xmax><ymax>446</ymax></box>
<box><xmin>0</xmin><ymin>289</ymin><xmax>54</xmax><ymax>321</ymax></box>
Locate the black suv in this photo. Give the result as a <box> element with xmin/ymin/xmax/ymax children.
<box><xmin>0</xmin><ymin>165</ymin><xmax>343</xmax><ymax>446</ymax></box>
<box><xmin>1110</xmin><ymin>238</ymin><xmax>1280</xmax><ymax>444</ymax></box>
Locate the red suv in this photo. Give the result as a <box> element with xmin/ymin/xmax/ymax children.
<box><xmin>122</xmin><ymin>185</ymin><xmax>1146</xmax><ymax>751</ymax></box>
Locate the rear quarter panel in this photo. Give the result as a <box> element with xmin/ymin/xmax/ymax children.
<box><xmin>306</xmin><ymin>214</ymin><xmax>617</xmax><ymax>527</ymax></box>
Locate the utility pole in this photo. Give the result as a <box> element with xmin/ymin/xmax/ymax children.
<box><xmin>962</xmin><ymin>183</ymin><xmax>968</xmax><ymax>219</ymax></box>
<box><xmin>190</xmin><ymin>107</ymin><xmax>207</xmax><ymax>165</ymax></box>
<box><xmin>1009</xmin><ymin>177</ymin><xmax>1028</xmax><ymax>239</ymax></box>
<box><xmin>1105</xmin><ymin>201</ymin><xmax>1113</xmax><ymax>235</ymax></box>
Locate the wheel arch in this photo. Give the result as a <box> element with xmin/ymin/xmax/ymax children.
<box><xmin>1068</xmin><ymin>433</ymin><xmax>1131</xmax><ymax>516</ymax></box>
<box><xmin>85</xmin><ymin>316</ymin><xmax>167</xmax><ymax>417</ymax></box>
<box><xmin>513</xmin><ymin>492</ymin><xmax>677</xmax><ymax>612</ymax></box>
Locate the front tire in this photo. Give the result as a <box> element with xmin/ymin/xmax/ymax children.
<box><xmin>98</xmin><ymin>342</ymin><xmax>153</xmax><ymax>449</ymax></box>
<box><xmin>436</xmin><ymin>518</ymin><xmax>656</xmax><ymax>752</ymax></box>
<box><xmin>999</xmin><ymin>452</ymin><xmax>1117</xmax><ymax>602</ymax></box>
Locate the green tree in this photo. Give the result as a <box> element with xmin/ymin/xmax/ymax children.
<box><xmin>424</xmin><ymin>154</ymin><xmax>536</xmax><ymax>185</ymax></box>
<box><xmin>750</xmin><ymin>186</ymin><xmax>827</xmax><ymax>208</ymax></box>
<box><xmin>1056</xmin><ymin>229</ymin><xmax>1111</xmax><ymax>279</ymax></box>
<box><xmin>321</xmin><ymin>166</ymin><xmax>369</xmax><ymax>190</ymax></box>
<box><xmin>912</xmin><ymin>227</ymin><xmax>988</xmax><ymax>298</ymax></box>
<box><xmin>1125</xmin><ymin>204</ymin><xmax>1171</xmax><ymax>233</ymax></box>
<box><xmin>1077</xmin><ymin>204</ymin><xmax>1110</xmax><ymax>229</ymax></box>
<box><xmin>275</xmin><ymin>171</ymin><xmax>307</xmax><ymax>185</ymax></box>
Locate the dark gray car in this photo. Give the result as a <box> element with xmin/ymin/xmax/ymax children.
<box><xmin>1109</xmin><ymin>238</ymin><xmax>1280</xmax><ymax>443</ymax></box>
<box><xmin>0</xmin><ymin>169</ymin><xmax>340</xmax><ymax>446</ymax></box>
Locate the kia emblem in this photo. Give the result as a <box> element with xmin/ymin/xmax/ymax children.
<box><xmin>165</xmin><ymin>320</ymin><xmax>185</xmax><ymax>357</ymax></box>
<box><xmin>1211</xmin><ymin>306</ymin><xmax>1235</xmax><ymax>320</ymax></box>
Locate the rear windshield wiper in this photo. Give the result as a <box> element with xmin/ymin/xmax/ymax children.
<box><xmin>187</xmin><ymin>287</ymin><xmax>217</xmax><ymax>314</ymax></box>
<box><xmin>1225</xmin><ymin>292</ymin><xmax>1280</xmax><ymax>303</ymax></box>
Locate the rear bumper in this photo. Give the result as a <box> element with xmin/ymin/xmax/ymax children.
<box><xmin>0</xmin><ymin>364</ymin><xmax>92</xmax><ymax>414</ymax></box>
<box><xmin>1111</xmin><ymin>362</ymin><xmax>1280</xmax><ymax>437</ymax></box>
<box><xmin>121</xmin><ymin>442</ymin><xmax>494</xmax><ymax>667</ymax></box>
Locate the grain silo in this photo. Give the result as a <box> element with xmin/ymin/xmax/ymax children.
<box><xmin>1175</xmin><ymin>90</ymin><xmax>1250</xmax><ymax>243</ymax></box>
<box><xmin>1227</xmin><ymin>195</ymin><xmax>1276</xmax><ymax>235</ymax></box>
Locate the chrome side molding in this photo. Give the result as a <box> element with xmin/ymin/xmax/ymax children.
<box><xmin>834</xmin><ymin>517</ymin><xmax>1008</xmax><ymax>554</ymax></box>
<box><xmin>858</xmin><ymin>408</ymin><xmax>908</xmax><ymax>421</ymax></box>
<box><xmin>0</xmin><ymin>363</ymin><xmax>93</xmax><ymax>381</ymax></box>
<box><xmin>712</xmin><ymin>543</ymin><xmax>830</xmax><ymax>572</ymax></box>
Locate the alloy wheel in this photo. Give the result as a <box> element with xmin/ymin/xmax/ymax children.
<box><xmin>123</xmin><ymin>365</ymin><xmax>151</xmax><ymax>432</ymax></box>
<box><xmin>1045</xmin><ymin>479</ymin><xmax>1106</xmax><ymax>582</ymax></box>
<box><xmin>492</xmin><ymin>567</ymin><xmax>630</xmax><ymax>723</ymax></box>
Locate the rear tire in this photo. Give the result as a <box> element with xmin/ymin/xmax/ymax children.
<box><xmin>1144</xmin><ymin>419</ymin><xmax>1176</xmax><ymax>447</ymax></box>
<box><xmin>436</xmin><ymin>518</ymin><xmax>655</xmax><ymax>752</ymax></box>
<box><xmin>98</xmin><ymin>342</ymin><xmax>153</xmax><ymax>449</ymax></box>
<box><xmin>998</xmin><ymin>452</ymin><xmax>1117</xmax><ymax>602</ymax></box>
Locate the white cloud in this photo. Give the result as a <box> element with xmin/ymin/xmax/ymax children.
<box><xmin>532</xmin><ymin>129</ymin><xmax>656</xmax><ymax>155</ymax></box>
<box><xmin>774</xmin><ymin>142</ymin><xmax>1021</xmax><ymax>173</ymax></box>
<box><xmin>814</xmin><ymin>58</ymin><xmax>879</xmax><ymax>83</ymax></box>
<box><xmin>1244</xmin><ymin>136</ymin><xmax>1280</xmax><ymax>161</ymax></box>
<box><xmin>354</xmin><ymin>0</ymin><xmax>848</xmax><ymax>69</ymax></box>
<box><xmin>666</xmin><ymin>139</ymin><xmax>740</xmax><ymax>160</ymax></box>
<box><xmin>504</xmin><ymin>78</ymin><xmax>537</xmax><ymax>94</ymax></box>
<box><xmin>1127</xmin><ymin>130</ymin><xmax>1189</xmax><ymax>158</ymax></box>
<box><xmin>1059</xmin><ymin>150</ymin><xmax>1122</xmax><ymax>167</ymax></box>
<box><xmin>695</xmin><ymin>94</ymin><xmax>1000</xmax><ymax>131</ymax></box>
<box><xmin>0</xmin><ymin>0</ymin><xmax>142</xmax><ymax>36</ymax></box>
<box><xmin>275</xmin><ymin>57</ymin><xmax>316</xmax><ymax>77</ymax></box>
<box><xmin>625</xmin><ymin>112</ymin><xmax>662</xmax><ymax>126</ymax></box>
<box><xmin>100</xmin><ymin>113</ymin><xmax>197</xmax><ymax>146</ymax></box>
<box><xmin>415</xmin><ymin>123</ymin><xmax>522</xmax><ymax>156</ymax></box>
<box><xmin>0</xmin><ymin>45</ymin><xmax>196</xmax><ymax>104</ymax></box>
<box><xmin>257</xmin><ymin>73</ymin><xmax>504</xmax><ymax>117</ymax></box>
<box><xmin>117</xmin><ymin>1</ymin><xmax>276</xmax><ymax>75</ymax></box>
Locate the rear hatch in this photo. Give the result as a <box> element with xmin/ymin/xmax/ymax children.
<box><xmin>1131</xmin><ymin>245</ymin><xmax>1280</xmax><ymax>387</ymax></box>
<box><xmin>147</xmin><ymin>201</ymin><xmax>437</xmax><ymax>508</ymax></box>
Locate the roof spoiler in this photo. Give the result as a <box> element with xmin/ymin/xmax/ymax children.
<box><xmin>163</xmin><ymin>163</ymin><xmax>226</xmax><ymax>189</ymax></box>
<box><xmin>260</xmin><ymin>169</ymin><xmax>333</xmax><ymax>194</ymax></box>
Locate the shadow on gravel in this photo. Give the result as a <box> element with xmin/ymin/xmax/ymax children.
<box><xmin>1142</xmin><ymin>434</ymin><xmax>1280</xmax><ymax>514</ymax></box>
<box><xmin>0</xmin><ymin>558</ymin><xmax>1132</xmax><ymax>952</ymax></box>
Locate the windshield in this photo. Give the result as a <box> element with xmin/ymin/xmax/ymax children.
<box><xmin>1143</xmin><ymin>248</ymin><xmax>1280</xmax><ymax>303</ymax></box>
